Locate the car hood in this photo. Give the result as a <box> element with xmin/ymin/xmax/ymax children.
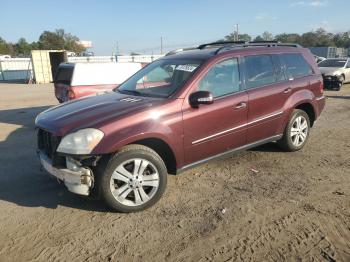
<box><xmin>319</xmin><ymin>67</ymin><xmax>343</xmax><ymax>76</ymax></box>
<box><xmin>35</xmin><ymin>91</ymin><xmax>162</xmax><ymax>136</ymax></box>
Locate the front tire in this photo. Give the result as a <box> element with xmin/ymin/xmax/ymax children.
<box><xmin>278</xmin><ymin>109</ymin><xmax>310</xmax><ymax>152</ymax></box>
<box><xmin>99</xmin><ymin>145</ymin><xmax>167</xmax><ymax>212</ymax></box>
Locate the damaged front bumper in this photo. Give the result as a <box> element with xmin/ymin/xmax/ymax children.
<box><xmin>322</xmin><ymin>75</ymin><xmax>343</xmax><ymax>89</ymax></box>
<box><xmin>38</xmin><ymin>151</ymin><xmax>93</xmax><ymax>196</ymax></box>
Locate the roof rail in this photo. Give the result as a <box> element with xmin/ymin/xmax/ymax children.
<box><xmin>248</xmin><ymin>40</ymin><xmax>279</xmax><ymax>44</ymax></box>
<box><xmin>214</xmin><ymin>41</ymin><xmax>302</xmax><ymax>54</ymax></box>
<box><xmin>198</xmin><ymin>41</ymin><xmax>246</xmax><ymax>50</ymax></box>
<box><xmin>244</xmin><ymin>42</ymin><xmax>301</xmax><ymax>48</ymax></box>
<box><xmin>165</xmin><ymin>47</ymin><xmax>198</xmax><ymax>56</ymax></box>
<box><xmin>166</xmin><ymin>41</ymin><xmax>302</xmax><ymax>56</ymax></box>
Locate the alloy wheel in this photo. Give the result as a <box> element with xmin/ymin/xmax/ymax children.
<box><xmin>110</xmin><ymin>158</ymin><xmax>160</xmax><ymax>207</ymax></box>
<box><xmin>290</xmin><ymin>116</ymin><xmax>308</xmax><ymax>147</ymax></box>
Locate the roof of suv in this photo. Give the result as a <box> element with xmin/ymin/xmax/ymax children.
<box><xmin>163</xmin><ymin>41</ymin><xmax>305</xmax><ymax>61</ymax></box>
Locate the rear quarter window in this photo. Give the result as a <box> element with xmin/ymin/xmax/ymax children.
<box><xmin>55</xmin><ymin>66</ymin><xmax>73</xmax><ymax>84</ymax></box>
<box><xmin>281</xmin><ymin>53</ymin><xmax>313</xmax><ymax>79</ymax></box>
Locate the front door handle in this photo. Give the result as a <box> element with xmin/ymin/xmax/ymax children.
<box><xmin>283</xmin><ymin>88</ymin><xmax>292</xmax><ymax>94</ymax></box>
<box><xmin>234</xmin><ymin>102</ymin><xmax>247</xmax><ymax>110</ymax></box>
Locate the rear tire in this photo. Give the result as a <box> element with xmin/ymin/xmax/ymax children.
<box><xmin>278</xmin><ymin>109</ymin><xmax>310</xmax><ymax>152</ymax></box>
<box><xmin>98</xmin><ymin>144</ymin><xmax>167</xmax><ymax>213</ymax></box>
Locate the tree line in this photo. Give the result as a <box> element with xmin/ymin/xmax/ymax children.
<box><xmin>2</xmin><ymin>27</ymin><xmax>350</xmax><ymax>57</ymax></box>
<box><xmin>224</xmin><ymin>28</ymin><xmax>350</xmax><ymax>49</ymax></box>
<box><xmin>0</xmin><ymin>29</ymin><xmax>86</xmax><ymax>57</ymax></box>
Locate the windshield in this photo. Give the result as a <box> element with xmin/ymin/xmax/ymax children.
<box><xmin>116</xmin><ymin>59</ymin><xmax>202</xmax><ymax>98</ymax></box>
<box><xmin>318</xmin><ymin>59</ymin><xmax>347</xmax><ymax>67</ymax></box>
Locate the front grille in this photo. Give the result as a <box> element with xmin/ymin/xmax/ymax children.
<box><xmin>37</xmin><ymin>129</ymin><xmax>61</xmax><ymax>159</ymax></box>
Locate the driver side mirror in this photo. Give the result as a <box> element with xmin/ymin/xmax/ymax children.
<box><xmin>189</xmin><ymin>91</ymin><xmax>214</xmax><ymax>108</ymax></box>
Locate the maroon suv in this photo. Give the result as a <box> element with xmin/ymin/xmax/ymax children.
<box><xmin>36</xmin><ymin>41</ymin><xmax>325</xmax><ymax>212</ymax></box>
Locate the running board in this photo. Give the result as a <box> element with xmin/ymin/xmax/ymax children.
<box><xmin>176</xmin><ymin>134</ymin><xmax>283</xmax><ymax>174</ymax></box>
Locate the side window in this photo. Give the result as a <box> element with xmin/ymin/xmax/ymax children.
<box><xmin>244</xmin><ymin>55</ymin><xmax>275</xmax><ymax>89</ymax></box>
<box><xmin>198</xmin><ymin>58</ymin><xmax>240</xmax><ymax>98</ymax></box>
<box><xmin>271</xmin><ymin>55</ymin><xmax>287</xmax><ymax>82</ymax></box>
<box><xmin>281</xmin><ymin>53</ymin><xmax>313</xmax><ymax>79</ymax></box>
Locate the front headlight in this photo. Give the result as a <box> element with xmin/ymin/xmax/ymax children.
<box><xmin>57</xmin><ymin>128</ymin><xmax>104</xmax><ymax>154</ymax></box>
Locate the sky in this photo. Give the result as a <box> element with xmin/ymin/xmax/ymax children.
<box><xmin>1</xmin><ymin>0</ymin><xmax>349</xmax><ymax>55</ymax></box>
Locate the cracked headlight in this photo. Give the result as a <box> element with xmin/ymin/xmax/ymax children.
<box><xmin>57</xmin><ymin>128</ymin><xmax>104</xmax><ymax>154</ymax></box>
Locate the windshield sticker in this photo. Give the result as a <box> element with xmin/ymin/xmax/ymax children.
<box><xmin>175</xmin><ymin>65</ymin><xmax>198</xmax><ymax>72</ymax></box>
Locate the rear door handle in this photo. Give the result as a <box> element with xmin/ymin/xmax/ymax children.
<box><xmin>283</xmin><ymin>88</ymin><xmax>292</xmax><ymax>94</ymax></box>
<box><xmin>234</xmin><ymin>102</ymin><xmax>247</xmax><ymax>109</ymax></box>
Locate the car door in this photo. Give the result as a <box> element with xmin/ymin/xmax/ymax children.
<box><xmin>243</xmin><ymin>54</ymin><xmax>291</xmax><ymax>143</ymax></box>
<box><xmin>244</xmin><ymin>53</ymin><xmax>314</xmax><ymax>144</ymax></box>
<box><xmin>182</xmin><ymin>57</ymin><xmax>248</xmax><ymax>165</ymax></box>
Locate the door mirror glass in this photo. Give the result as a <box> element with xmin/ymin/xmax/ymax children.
<box><xmin>189</xmin><ymin>91</ymin><xmax>213</xmax><ymax>108</ymax></box>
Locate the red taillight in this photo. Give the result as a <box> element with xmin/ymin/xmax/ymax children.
<box><xmin>68</xmin><ymin>90</ymin><xmax>75</xmax><ymax>100</ymax></box>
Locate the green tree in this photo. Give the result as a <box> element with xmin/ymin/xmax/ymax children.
<box><xmin>262</xmin><ymin>31</ymin><xmax>274</xmax><ymax>41</ymax></box>
<box><xmin>30</xmin><ymin>41</ymin><xmax>40</xmax><ymax>50</ymax></box>
<box><xmin>253</xmin><ymin>35</ymin><xmax>264</xmax><ymax>42</ymax></box>
<box><xmin>15</xmin><ymin>38</ymin><xmax>31</xmax><ymax>56</ymax></box>
<box><xmin>0</xmin><ymin>37</ymin><xmax>15</xmax><ymax>55</ymax></box>
<box><xmin>333</xmin><ymin>32</ymin><xmax>350</xmax><ymax>48</ymax></box>
<box><xmin>225</xmin><ymin>33</ymin><xmax>252</xmax><ymax>42</ymax></box>
<box><xmin>64</xmin><ymin>33</ymin><xmax>85</xmax><ymax>53</ymax></box>
<box><xmin>275</xmin><ymin>33</ymin><xmax>302</xmax><ymax>44</ymax></box>
<box><xmin>300</xmin><ymin>32</ymin><xmax>318</xmax><ymax>47</ymax></box>
<box><xmin>38</xmin><ymin>29</ymin><xmax>85</xmax><ymax>53</ymax></box>
<box><xmin>39</xmin><ymin>30</ymin><xmax>65</xmax><ymax>49</ymax></box>
<box><xmin>314</xmin><ymin>28</ymin><xmax>334</xmax><ymax>47</ymax></box>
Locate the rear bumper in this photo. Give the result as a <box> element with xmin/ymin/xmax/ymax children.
<box><xmin>38</xmin><ymin>151</ymin><xmax>93</xmax><ymax>196</ymax></box>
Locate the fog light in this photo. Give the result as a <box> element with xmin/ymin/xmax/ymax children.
<box><xmin>66</xmin><ymin>157</ymin><xmax>81</xmax><ymax>171</ymax></box>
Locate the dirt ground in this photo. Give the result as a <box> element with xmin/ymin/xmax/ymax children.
<box><xmin>0</xmin><ymin>83</ymin><xmax>349</xmax><ymax>262</ymax></box>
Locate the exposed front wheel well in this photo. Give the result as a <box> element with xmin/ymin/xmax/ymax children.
<box><xmin>295</xmin><ymin>103</ymin><xmax>315</xmax><ymax>127</ymax></box>
<box><xmin>129</xmin><ymin>138</ymin><xmax>177</xmax><ymax>175</ymax></box>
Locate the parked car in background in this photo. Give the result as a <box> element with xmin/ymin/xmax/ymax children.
<box><xmin>318</xmin><ymin>58</ymin><xmax>350</xmax><ymax>90</ymax></box>
<box><xmin>36</xmin><ymin>41</ymin><xmax>325</xmax><ymax>212</ymax></box>
<box><xmin>54</xmin><ymin>62</ymin><xmax>143</xmax><ymax>102</ymax></box>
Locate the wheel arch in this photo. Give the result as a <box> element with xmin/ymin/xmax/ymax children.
<box><xmin>341</xmin><ymin>73</ymin><xmax>345</xmax><ymax>82</ymax></box>
<box><xmin>294</xmin><ymin>102</ymin><xmax>316</xmax><ymax>127</ymax></box>
<box><xmin>128</xmin><ymin>137</ymin><xmax>177</xmax><ymax>175</ymax></box>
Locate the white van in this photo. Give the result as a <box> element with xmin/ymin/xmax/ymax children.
<box><xmin>54</xmin><ymin>62</ymin><xmax>143</xmax><ymax>102</ymax></box>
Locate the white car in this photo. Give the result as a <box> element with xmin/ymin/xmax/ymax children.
<box><xmin>318</xmin><ymin>58</ymin><xmax>350</xmax><ymax>90</ymax></box>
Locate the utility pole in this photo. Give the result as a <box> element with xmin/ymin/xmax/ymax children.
<box><xmin>235</xmin><ymin>24</ymin><xmax>239</xmax><ymax>41</ymax></box>
<box><xmin>160</xmin><ymin>36</ymin><xmax>163</xmax><ymax>55</ymax></box>
<box><xmin>116</xmin><ymin>42</ymin><xmax>119</xmax><ymax>55</ymax></box>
